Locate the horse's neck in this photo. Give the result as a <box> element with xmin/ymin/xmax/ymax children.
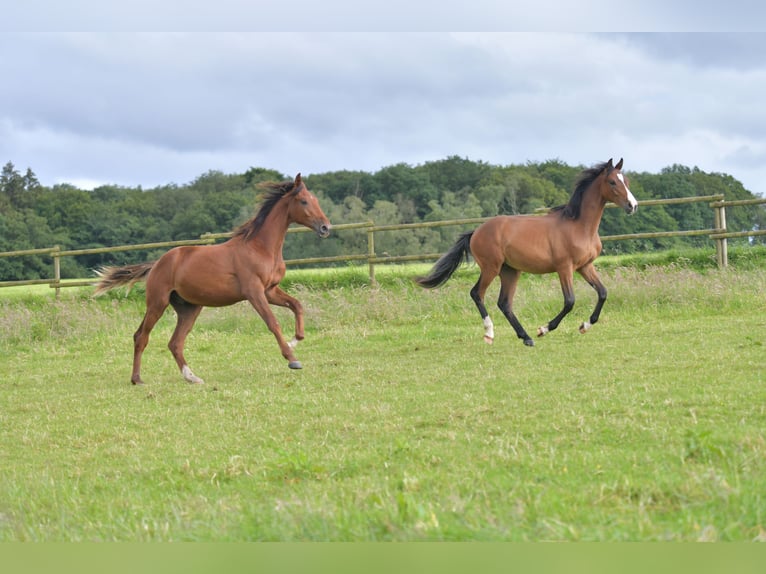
<box><xmin>249</xmin><ymin>202</ymin><xmax>292</xmax><ymax>256</ymax></box>
<box><xmin>580</xmin><ymin>187</ymin><xmax>607</xmax><ymax>237</ymax></box>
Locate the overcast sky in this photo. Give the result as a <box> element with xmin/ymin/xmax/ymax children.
<box><xmin>2</xmin><ymin>6</ymin><xmax>766</xmax><ymax>195</ymax></box>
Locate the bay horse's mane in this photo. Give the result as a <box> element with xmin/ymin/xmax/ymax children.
<box><xmin>550</xmin><ymin>161</ymin><xmax>611</xmax><ymax>220</ymax></box>
<box><xmin>234</xmin><ymin>179</ymin><xmax>298</xmax><ymax>241</ymax></box>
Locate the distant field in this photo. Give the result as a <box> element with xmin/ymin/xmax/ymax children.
<box><xmin>1</xmin><ymin>253</ymin><xmax>765</xmax><ymax>540</ymax></box>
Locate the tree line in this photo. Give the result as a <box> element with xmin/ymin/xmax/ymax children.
<box><xmin>1</xmin><ymin>157</ymin><xmax>763</xmax><ymax>280</ymax></box>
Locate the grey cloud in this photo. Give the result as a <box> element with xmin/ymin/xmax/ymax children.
<box><xmin>614</xmin><ymin>33</ymin><xmax>766</xmax><ymax>71</ymax></box>
<box><xmin>2</xmin><ymin>32</ymin><xmax>766</xmax><ymax>195</ymax></box>
<box><xmin>7</xmin><ymin>1</ymin><xmax>766</xmax><ymax>32</ymax></box>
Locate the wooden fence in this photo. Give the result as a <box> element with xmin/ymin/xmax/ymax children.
<box><xmin>1</xmin><ymin>194</ymin><xmax>764</xmax><ymax>297</ymax></box>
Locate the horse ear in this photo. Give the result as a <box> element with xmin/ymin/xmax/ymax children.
<box><xmin>294</xmin><ymin>173</ymin><xmax>302</xmax><ymax>187</ymax></box>
<box><xmin>615</xmin><ymin>158</ymin><xmax>623</xmax><ymax>170</ymax></box>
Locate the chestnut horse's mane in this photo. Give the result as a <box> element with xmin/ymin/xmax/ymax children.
<box><xmin>550</xmin><ymin>161</ymin><xmax>611</xmax><ymax>221</ymax></box>
<box><xmin>233</xmin><ymin>180</ymin><xmax>298</xmax><ymax>242</ymax></box>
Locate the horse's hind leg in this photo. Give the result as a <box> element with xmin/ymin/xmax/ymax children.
<box><xmin>132</xmin><ymin>298</ymin><xmax>169</xmax><ymax>385</ymax></box>
<box><xmin>168</xmin><ymin>294</ymin><xmax>204</xmax><ymax>384</ymax></box>
<box><xmin>470</xmin><ymin>269</ymin><xmax>499</xmax><ymax>344</ymax></box>
<box><xmin>538</xmin><ymin>269</ymin><xmax>575</xmax><ymax>337</ymax></box>
<box><xmin>497</xmin><ymin>265</ymin><xmax>534</xmax><ymax>346</ymax></box>
<box><xmin>577</xmin><ymin>263</ymin><xmax>607</xmax><ymax>333</ymax></box>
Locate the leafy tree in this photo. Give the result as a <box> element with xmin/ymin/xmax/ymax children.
<box><xmin>307</xmin><ymin>170</ymin><xmax>380</xmax><ymax>207</ymax></box>
<box><xmin>1</xmin><ymin>157</ymin><xmax>764</xmax><ymax>279</ymax></box>
<box><xmin>368</xmin><ymin>200</ymin><xmax>415</xmax><ymax>257</ymax></box>
<box><xmin>530</xmin><ymin>158</ymin><xmax>580</xmax><ymax>192</ymax></box>
<box><xmin>23</xmin><ymin>168</ymin><xmax>41</xmax><ymax>190</ymax></box>
<box><xmin>169</xmin><ymin>199</ymin><xmax>216</xmax><ymax>240</ymax></box>
<box><xmin>689</xmin><ymin>168</ymin><xmax>759</xmax><ymax>240</ymax></box>
<box><xmin>419</xmin><ymin>156</ymin><xmax>491</xmax><ymax>193</ymax></box>
<box><xmin>38</xmin><ymin>184</ymin><xmax>98</xmax><ymax>246</ymax></box>
<box><xmin>374</xmin><ymin>163</ymin><xmax>438</xmax><ymax>217</ymax></box>
<box><xmin>0</xmin><ymin>209</ymin><xmax>72</xmax><ymax>279</ymax></box>
<box><xmin>243</xmin><ymin>167</ymin><xmax>285</xmax><ymax>186</ymax></box>
<box><xmin>423</xmin><ymin>190</ymin><xmax>483</xmax><ymax>250</ymax></box>
<box><xmin>477</xmin><ymin>167</ymin><xmax>528</xmax><ymax>215</ymax></box>
<box><xmin>0</xmin><ymin>163</ymin><xmax>42</xmax><ymax>210</ymax></box>
<box><xmin>1</xmin><ymin>162</ymin><xmax>24</xmax><ymax>210</ymax></box>
<box><xmin>511</xmin><ymin>170</ymin><xmax>567</xmax><ymax>213</ymax></box>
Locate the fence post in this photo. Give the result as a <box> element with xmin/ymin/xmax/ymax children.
<box><xmin>366</xmin><ymin>221</ymin><xmax>376</xmax><ymax>285</ymax></box>
<box><xmin>713</xmin><ymin>204</ymin><xmax>728</xmax><ymax>268</ymax></box>
<box><xmin>52</xmin><ymin>245</ymin><xmax>61</xmax><ymax>299</ymax></box>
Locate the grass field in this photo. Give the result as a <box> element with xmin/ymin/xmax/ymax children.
<box><xmin>1</xmin><ymin>252</ymin><xmax>765</xmax><ymax>541</ymax></box>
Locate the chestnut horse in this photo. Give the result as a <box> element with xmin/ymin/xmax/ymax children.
<box><xmin>95</xmin><ymin>173</ymin><xmax>331</xmax><ymax>385</ymax></box>
<box><xmin>416</xmin><ymin>158</ymin><xmax>637</xmax><ymax>346</ymax></box>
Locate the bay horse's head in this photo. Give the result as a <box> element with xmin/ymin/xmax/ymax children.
<box><xmin>600</xmin><ymin>158</ymin><xmax>638</xmax><ymax>215</ymax></box>
<box><xmin>287</xmin><ymin>173</ymin><xmax>332</xmax><ymax>238</ymax></box>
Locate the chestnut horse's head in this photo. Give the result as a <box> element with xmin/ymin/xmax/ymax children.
<box><xmin>600</xmin><ymin>158</ymin><xmax>638</xmax><ymax>215</ymax></box>
<box><xmin>287</xmin><ymin>173</ymin><xmax>332</xmax><ymax>238</ymax></box>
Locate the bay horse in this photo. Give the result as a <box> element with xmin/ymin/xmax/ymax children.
<box><xmin>416</xmin><ymin>158</ymin><xmax>637</xmax><ymax>346</ymax></box>
<box><xmin>94</xmin><ymin>173</ymin><xmax>331</xmax><ymax>385</ymax></box>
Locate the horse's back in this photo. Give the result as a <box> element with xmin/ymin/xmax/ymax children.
<box><xmin>147</xmin><ymin>243</ymin><xmax>246</xmax><ymax>306</ymax></box>
<box><xmin>471</xmin><ymin>214</ymin><xmax>566</xmax><ymax>274</ymax></box>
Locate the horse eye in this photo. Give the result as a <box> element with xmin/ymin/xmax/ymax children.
<box><xmin>608</xmin><ymin>180</ymin><xmax>616</xmax><ymax>186</ymax></box>
<box><xmin>300</xmin><ymin>199</ymin><xmax>308</xmax><ymax>206</ymax></box>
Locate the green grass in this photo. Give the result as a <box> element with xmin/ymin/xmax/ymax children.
<box><xmin>1</xmin><ymin>253</ymin><xmax>765</xmax><ymax>541</ymax></box>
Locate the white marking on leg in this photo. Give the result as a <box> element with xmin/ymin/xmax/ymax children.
<box><xmin>288</xmin><ymin>337</ymin><xmax>299</xmax><ymax>349</ymax></box>
<box><xmin>579</xmin><ymin>321</ymin><xmax>592</xmax><ymax>334</ymax></box>
<box><xmin>483</xmin><ymin>316</ymin><xmax>494</xmax><ymax>344</ymax></box>
<box><xmin>182</xmin><ymin>364</ymin><xmax>205</xmax><ymax>384</ymax></box>
<box><xmin>537</xmin><ymin>325</ymin><xmax>549</xmax><ymax>337</ymax></box>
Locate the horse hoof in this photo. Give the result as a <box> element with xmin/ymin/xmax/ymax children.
<box><xmin>579</xmin><ymin>321</ymin><xmax>592</xmax><ymax>334</ymax></box>
<box><xmin>483</xmin><ymin>336</ymin><xmax>494</xmax><ymax>345</ymax></box>
<box><xmin>523</xmin><ymin>338</ymin><xmax>535</xmax><ymax>347</ymax></box>
<box><xmin>288</xmin><ymin>361</ymin><xmax>303</xmax><ymax>370</ymax></box>
<box><xmin>182</xmin><ymin>365</ymin><xmax>204</xmax><ymax>384</ymax></box>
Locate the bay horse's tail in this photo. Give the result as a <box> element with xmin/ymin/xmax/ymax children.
<box><xmin>415</xmin><ymin>231</ymin><xmax>474</xmax><ymax>289</ymax></box>
<box><xmin>93</xmin><ymin>262</ymin><xmax>155</xmax><ymax>295</ymax></box>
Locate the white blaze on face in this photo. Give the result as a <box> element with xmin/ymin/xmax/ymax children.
<box><xmin>617</xmin><ymin>173</ymin><xmax>638</xmax><ymax>210</ymax></box>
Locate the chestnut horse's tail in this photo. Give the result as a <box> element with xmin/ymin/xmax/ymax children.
<box><xmin>93</xmin><ymin>262</ymin><xmax>155</xmax><ymax>295</ymax></box>
<box><xmin>415</xmin><ymin>231</ymin><xmax>474</xmax><ymax>289</ymax></box>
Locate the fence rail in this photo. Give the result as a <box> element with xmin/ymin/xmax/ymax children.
<box><xmin>1</xmin><ymin>194</ymin><xmax>764</xmax><ymax>296</ymax></box>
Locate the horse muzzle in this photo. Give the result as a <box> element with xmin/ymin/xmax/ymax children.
<box><xmin>316</xmin><ymin>222</ymin><xmax>331</xmax><ymax>238</ymax></box>
<box><xmin>624</xmin><ymin>189</ymin><xmax>638</xmax><ymax>215</ymax></box>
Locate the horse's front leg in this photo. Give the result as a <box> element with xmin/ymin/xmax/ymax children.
<box><xmin>266</xmin><ymin>286</ymin><xmax>304</xmax><ymax>349</ymax></box>
<box><xmin>538</xmin><ymin>270</ymin><xmax>575</xmax><ymax>337</ymax></box>
<box><xmin>577</xmin><ymin>263</ymin><xmax>607</xmax><ymax>333</ymax></box>
<box><xmin>246</xmin><ymin>289</ymin><xmax>302</xmax><ymax>369</ymax></box>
